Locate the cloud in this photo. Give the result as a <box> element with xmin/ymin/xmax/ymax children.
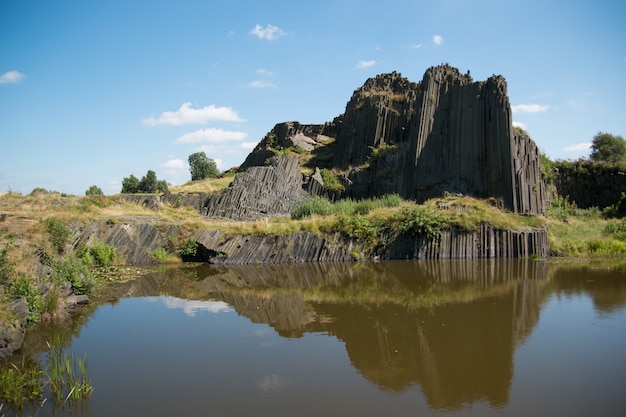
<box><xmin>433</xmin><ymin>35</ymin><xmax>444</xmax><ymax>45</ymax></box>
<box><xmin>511</xmin><ymin>104</ymin><xmax>550</xmax><ymax>114</ymax></box>
<box><xmin>173</xmin><ymin>128</ymin><xmax>248</xmax><ymax>144</ymax></box>
<box><xmin>246</xmin><ymin>80</ymin><xmax>278</xmax><ymax>89</ymax></box>
<box><xmin>250</xmin><ymin>24</ymin><xmax>285</xmax><ymax>40</ymax></box>
<box><xmin>162</xmin><ymin>159</ymin><xmax>186</xmax><ymax>169</ymax></box>
<box><xmin>356</xmin><ymin>60</ymin><xmax>376</xmax><ymax>69</ymax></box>
<box><xmin>512</xmin><ymin>121</ymin><xmax>527</xmax><ymax>130</ymax></box>
<box><xmin>0</xmin><ymin>70</ymin><xmax>25</xmax><ymax>84</ymax></box>
<box><xmin>564</xmin><ymin>142</ymin><xmax>592</xmax><ymax>152</ymax></box>
<box><xmin>410</xmin><ymin>43</ymin><xmax>424</xmax><ymax>49</ymax></box>
<box><xmin>256</xmin><ymin>68</ymin><xmax>273</xmax><ymax>76</ymax></box>
<box><xmin>143</xmin><ymin>103</ymin><xmax>244</xmax><ymax>126</ymax></box>
<box><xmin>148</xmin><ymin>296</ymin><xmax>232</xmax><ymax>317</ymax></box>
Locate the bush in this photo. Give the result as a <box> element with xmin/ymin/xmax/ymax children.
<box><xmin>85</xmin><ymin>185</ymin><xmax>103</xmax><ymax>196</ymax></box>
<box><xmin>397</xmin><ymin>206</ymin><xmax>445</xmax><ymax>238</ymax></box>
<box><xmin>9</xmin><ymin>275</ymin><xmax>43</xmax><ymax>323</ymax></box>
<box><xmin>320</xmin><ymin>169</ymin><xmax>344</xmax><ymax>191</ymax></box>
<box><xmin>180</xmin><ymin>239</ymin><xmax>198</xmax><ymax>257</ymax></box>
<box><xmin>44</xmin><ymin>217</ymin><xmax>71</xmax><ymax>255</ymax></box>
<box><xmin>547</xmin><ymin>196</ymin><xmax>578</xmax><ymax>222</ymax></box>
<box><xmin>49</xmin><ymin>256</ymin><xmax>97</xmax><ymax>295</ymax></box>
<box><xmin>89</xmin><ymin>242</ymin><xmax>117</xmax><ymax>266</ymax></box>
<box><xmin>153</xmin><ymin>247</ymin><xmax>168</xmax><ymax>262</ymax></box>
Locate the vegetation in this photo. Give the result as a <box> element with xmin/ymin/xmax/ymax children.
<box><xmin>85</xmin><ymin>185</ymin><xmax>103</xmax><ymax>196</ymax></box>
<box><xmin>590</xmin><ymin>131</ymin><xmax>626</xmax><ymax>163</ymax></box>
<box><xmin>188</xmin><ymin>151</ymin><xmax>219</xmax><ymax>181</ymax></box>
<box><xmin>121</xmin><ymin>170</ymin><xmax>168</xmax><ymax>194</ymax></box>
<box><xmin>0</xmin><ymin>339</ymin><xmax>92</xmax><ymax>414</ymax></box>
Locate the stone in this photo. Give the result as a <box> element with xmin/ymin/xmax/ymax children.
<box><xmin>0</xmin><ymin>297</ymin><xmax>28</xmax><ymax>358</ymax></box>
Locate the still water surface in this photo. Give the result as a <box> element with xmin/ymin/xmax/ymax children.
<box><xmin>12</xmin><ymin>260</ymin><xmax>626</xmax><ymax>416</ymax></box>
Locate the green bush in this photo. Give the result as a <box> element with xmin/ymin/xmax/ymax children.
<box><xmin>153</xmin><ymin>247</ymin><xmax>168</xmax><ymax>261</ymax></box>
<box><xmin>9</xmin><ymin>275</ymin><xmax>43</xmax><ymax>323</ymax></box>
<box><xmin>320</xmin><ymin>169</ymin><xmax>344</xmax><ymax>191</ymax></box>
<box><xmin>547</xmin><ymin>196</ymin><xmax>578</xmax><ymax>222</ymax></box>
<box><xmin>44</xmin><ymin>217</ymin><xmax>71</xmax><ymax>255</ymax></box>
<box><xmin>180</xmin><ymin>239</ymin><xmax>198</xmax><ymax>257</ymax></box>
<box><xmin>397</xmin><ymin>206</ymin><xmax>445</xmax><ymax>238</ymax></box>
<box><xmin>89</xmin><ymin>242</ymin><xmax>117</xmax><ymax>266</ymax></box>
<box><xmin>336</xmin><ymin>214</ymin><xmax>384</xmax><ymax>248</ymax></box>
<box><xmin>49</xmin><ymin>256</ymin><xmax>97</xmax><ymax>295</ymax></box>
<box><xmin>0</xmin><ymin>241</ymin><xmax>13</xmax><ymax>285</ymax></box>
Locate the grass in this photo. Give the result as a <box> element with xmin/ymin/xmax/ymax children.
<box><xmin>168</xmin><ymin>175</ymin><xmax>234</xmax><ymax>194</ymax></box>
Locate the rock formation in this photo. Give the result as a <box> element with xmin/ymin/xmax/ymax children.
<box><xmin>202</xmin><ymin>155</ymin><xmax>309</xmax><ymax>220</ymax></box>
<box><xmin>240</xmin><ymin>64</ymin><xmax>548</xmax><ymax>215</ymax></box>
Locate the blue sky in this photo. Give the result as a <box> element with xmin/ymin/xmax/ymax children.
<box><xmin>1</xmin><ymin>0</ymin><xmax>625</xmax><ymax>195</ymax></box>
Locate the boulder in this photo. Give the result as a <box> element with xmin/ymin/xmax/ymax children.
<box><xmin>0</xmin><ymin>297</ymin><xmax>28</xmax><ymax>358</ymax></box>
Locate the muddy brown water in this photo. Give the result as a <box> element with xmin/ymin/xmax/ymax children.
<box><xmin>7</xmin><ymin>259</ymin><xmax>626</xmax><ymax>416</ymax></box>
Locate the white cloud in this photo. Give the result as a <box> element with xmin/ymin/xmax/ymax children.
<box><xmin>433</xmin><ymin>35</ymin><xmax>444</xmax><ymax>45</ymax></box>
<box><xmin>162</xmin><ymin>159</ymin><xmax>186</xmax><ymax>169</ymax></box>
<box><xmin>239</xmin><ymin>141</ymin><xmax>257</xmax><ymax>150</ymax></box>
<box><xmin>511</xmin><ymin>104</ymin><xmax>550</xmax><ymax>114</ymax></box>
<box><xmin>173</xmin><ymin>128</ymin><xmax>248</xmax><ymax>144</ymax></box>
<box><xmin>0</xmin><ymin>70</ymin><xmax>25</xmax><ymax>84</ymax></box>
<box><xmin>256</xmin><ymin>68</ymin><xmax>273</xmax><ymax>76</ymax></box>
<box><xmin>564</xmin><ymin>142</ymin><xmax>592</xmax><ymax>152</ymax></box>
<box><xmin>250</xmin><ymin>24</ymin><xmax>286</xmax><ymax>40</ymax></box>
<box><xmin>143</xmin><ymin>103</ymin><xmax>244</xmax><ymax>126</ymax></box>
<box><xmin>410</xmin><ymin>43</ymin><xmax>424</xmax><ymax>49</ymax></box>
<box><xmin>148</xmin><ymin>296</ymin><xmax>232</xmax><ymax>317</ymax></box>
<box><xmin>246</xmin><ymin>80</ymin><xmax>277</xmax><ymax>89</ymax></box>
<box><xmin>356</xmin><ymin>60</ymin><xmax>376</xmax><ymax>69</ymax></box>
<box><xmin>512</xmin><ymin>121</ymin><xmax>527</xmax><ymax>130</ymax></box>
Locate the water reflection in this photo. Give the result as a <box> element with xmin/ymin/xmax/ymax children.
<box><xmin>9</xmin><ymin>259</ymin><xmax>626</xmax><ymax>416</ymax></box>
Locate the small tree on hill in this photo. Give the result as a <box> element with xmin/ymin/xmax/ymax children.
<box><xmin>590</xmin><ymin>132</ymin><xmax>626</xmax><ymax>163</ymax></box>
<box><xmin>121</xmin><ymin>174</ymin><xmax>140</xmax><ymax>193</ymax></box>
<box><xmin>188</xmin><ymin>152</ymin><xmax>218</xmax><ymax>181</ymax></box>
<box><xmin>139</xmin><ymin>170</ymin><xmax>158</xmax><ymax>193</ymax></box>
<box><xmin>85</xmin><ymin>185</ymin><xmax>103</xmax><ymax>196</ymax></box>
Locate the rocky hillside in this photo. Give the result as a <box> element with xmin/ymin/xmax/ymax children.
<box><xmin>235</xmin><ymin>64</ymin><xmax>547</xmax><ymax>218</ymax></box>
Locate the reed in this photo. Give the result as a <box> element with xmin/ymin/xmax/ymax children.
<box><xmin>46</xmin><ymin>340</ymin><xmax>93</xmax><ymax>403</ymax></box>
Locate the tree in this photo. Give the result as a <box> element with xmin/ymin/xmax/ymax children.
<box><xmin>188</xmin><ymin>151</ymin><xmax>218</xmax><ymax>181</ymax></box>
<box><xmin>156</xmin><ymin>179</ymin><xmax>168</xmax><ymax>194</ymax></box>
<box><xmin>85</xmin><ymin>185</ymin><xmax>103</xmax><ymax>196</ymax></box>
<box><xmin>139</xmin><ymin>170</ymin><xmax>158</xmax><ymax>193</ymax></box>
<box><xmin>121</xmin><ymin>174</ymin><xmax>140</xmax><ymax>193</ymax></box>
<box><xmin>590</xmin><ymin>132</ymin><xmax>626</xmax><ymax>163</ymax></box>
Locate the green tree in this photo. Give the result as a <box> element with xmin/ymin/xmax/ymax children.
<box><xmin>590</xmin><ymin>132</ymin><xmax>626</xmax><ymax>163</ymax></box>
<box><xmin>156</xmin><ymin>179</ymin><xmax>168</xmax><ymax>194</ymax></box>
<box><xmin>85</xmin><ymin>185</ymin><xmax>103</xmax><ymax>196</ymax></box>
<box><xmin>188</xmin><ymin>151</ymin><xmax>218</xmax><ymax>181</ymax></box>
<box><xmin>139</xmin><ymin>170</ymin><xmax>158</xmax><ymax>193</ymax></box>
<box><xmin>121</xmin><ymin>174</ymin><xmax>140</xmax><ymax>193</ymax></box>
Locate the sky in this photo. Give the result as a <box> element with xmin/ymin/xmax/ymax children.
<box><xmin>1</xmin><ymin>0</ymin><xmax>625</xmax><ymax>196</ymax></box>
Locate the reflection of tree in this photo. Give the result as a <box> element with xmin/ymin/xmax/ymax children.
<box><xmin>548</xmin><ymin>263</ymin><xmax>626</xmax><ymax>314</ymax></box>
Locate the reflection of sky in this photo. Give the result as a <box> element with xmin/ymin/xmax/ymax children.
<box><xmin>145</xmin><ymin>296</ymin><xmax>233</xmax><ymax>316</ymax></box>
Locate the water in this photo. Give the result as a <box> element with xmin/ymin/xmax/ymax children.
<box><xmin>6</xmin><ymin>259</ymin><xmax>626</xmax><ymax>416</ymax></box>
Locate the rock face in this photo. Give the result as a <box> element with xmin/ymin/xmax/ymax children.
<box><xmin>190</xmin><ymin>225</ymin><xmax>548</xmax><ymax>264</ymax></box>
<box><xmin>202</xmin><ymin>155</ymin><xmax>309</xmax><ymax>220</ymax></box>
<box><xmin>75</xmin><ymin>220</ymin><xmax>182</xmax><ymax>265</ymax></box>
<box><xmin>0</xmin><ymin>297</ymin><xmax>28</xmax><ymax>358</ymax></box>
<box><xmin>241</xmin><ymin>65</ymin><xmax>547</xmax><ymax>215</ymax></box>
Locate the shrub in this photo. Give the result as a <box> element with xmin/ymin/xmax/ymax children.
<box><xmin>397</xmin><ymin>206</ymin><xmax>445</xmax><ymax>238</ymax></box>
<box><xmin>0</xmin><ymin>241</ymin><xmax>13</xmax><ymax>285</ymax></box>
<box><xmin>85</xmin><ymin>185</ymin><xmax>103</xmax><ymax>196</ymax></box>
<box><xmin>49</xmin><ymin>256</ymin><xmax>97</xmax><ymax>295</ymax></box>
<box><xmin>153</xmin><ymin>247</ymin><xmax>168</xmax><ymax>262</ymax></box>
<box><xmin>547</xmin><ymin>196</ymin><xmax>578</xmax><ymax>222</ymax></box>
<box><xmin>180</xmin><ymin>239</ymin><xmax>198</xmax><ymax>257</ymax></box>
<box><xmin>89</xmin><ymin>241</ymin><xmax>117</xmax><ymax>266</ymax></box>
<box><xmin>9</xmin><ymin>275</ymin><xmax>43</xmax><ymax>323</ymax></box>
<box><xmin>44</xmin><ymin>217</ymin><xmax>71</xmax><ymax>255</ymax></box>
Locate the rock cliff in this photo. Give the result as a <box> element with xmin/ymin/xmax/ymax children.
<box><xmin>240</xmin><ymin>64</ymin><xmax>547</xmax><ymax>215</ymax></box>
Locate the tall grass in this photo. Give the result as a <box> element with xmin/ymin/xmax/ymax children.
<box><xmin>46</xmin><ymin>340</ymin><xmax>93</xmax><ymax>402</ymax></box>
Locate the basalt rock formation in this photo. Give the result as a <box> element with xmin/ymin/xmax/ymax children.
<box><xmin>241</xmin><ymin>64</ymin><xmax>547</xmax><ymax>215</ymax></box>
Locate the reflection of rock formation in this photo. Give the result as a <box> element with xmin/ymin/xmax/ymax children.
<box><xmin>205</xmin><ymin>260</ymin><xmax>548</xmax><ymax>410</ymax></box>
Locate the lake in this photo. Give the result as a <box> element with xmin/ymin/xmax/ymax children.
<box><xmin>6</xmin><ymin>259</ymin><xmax>626</xmax><ymax>416</ymax></box>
